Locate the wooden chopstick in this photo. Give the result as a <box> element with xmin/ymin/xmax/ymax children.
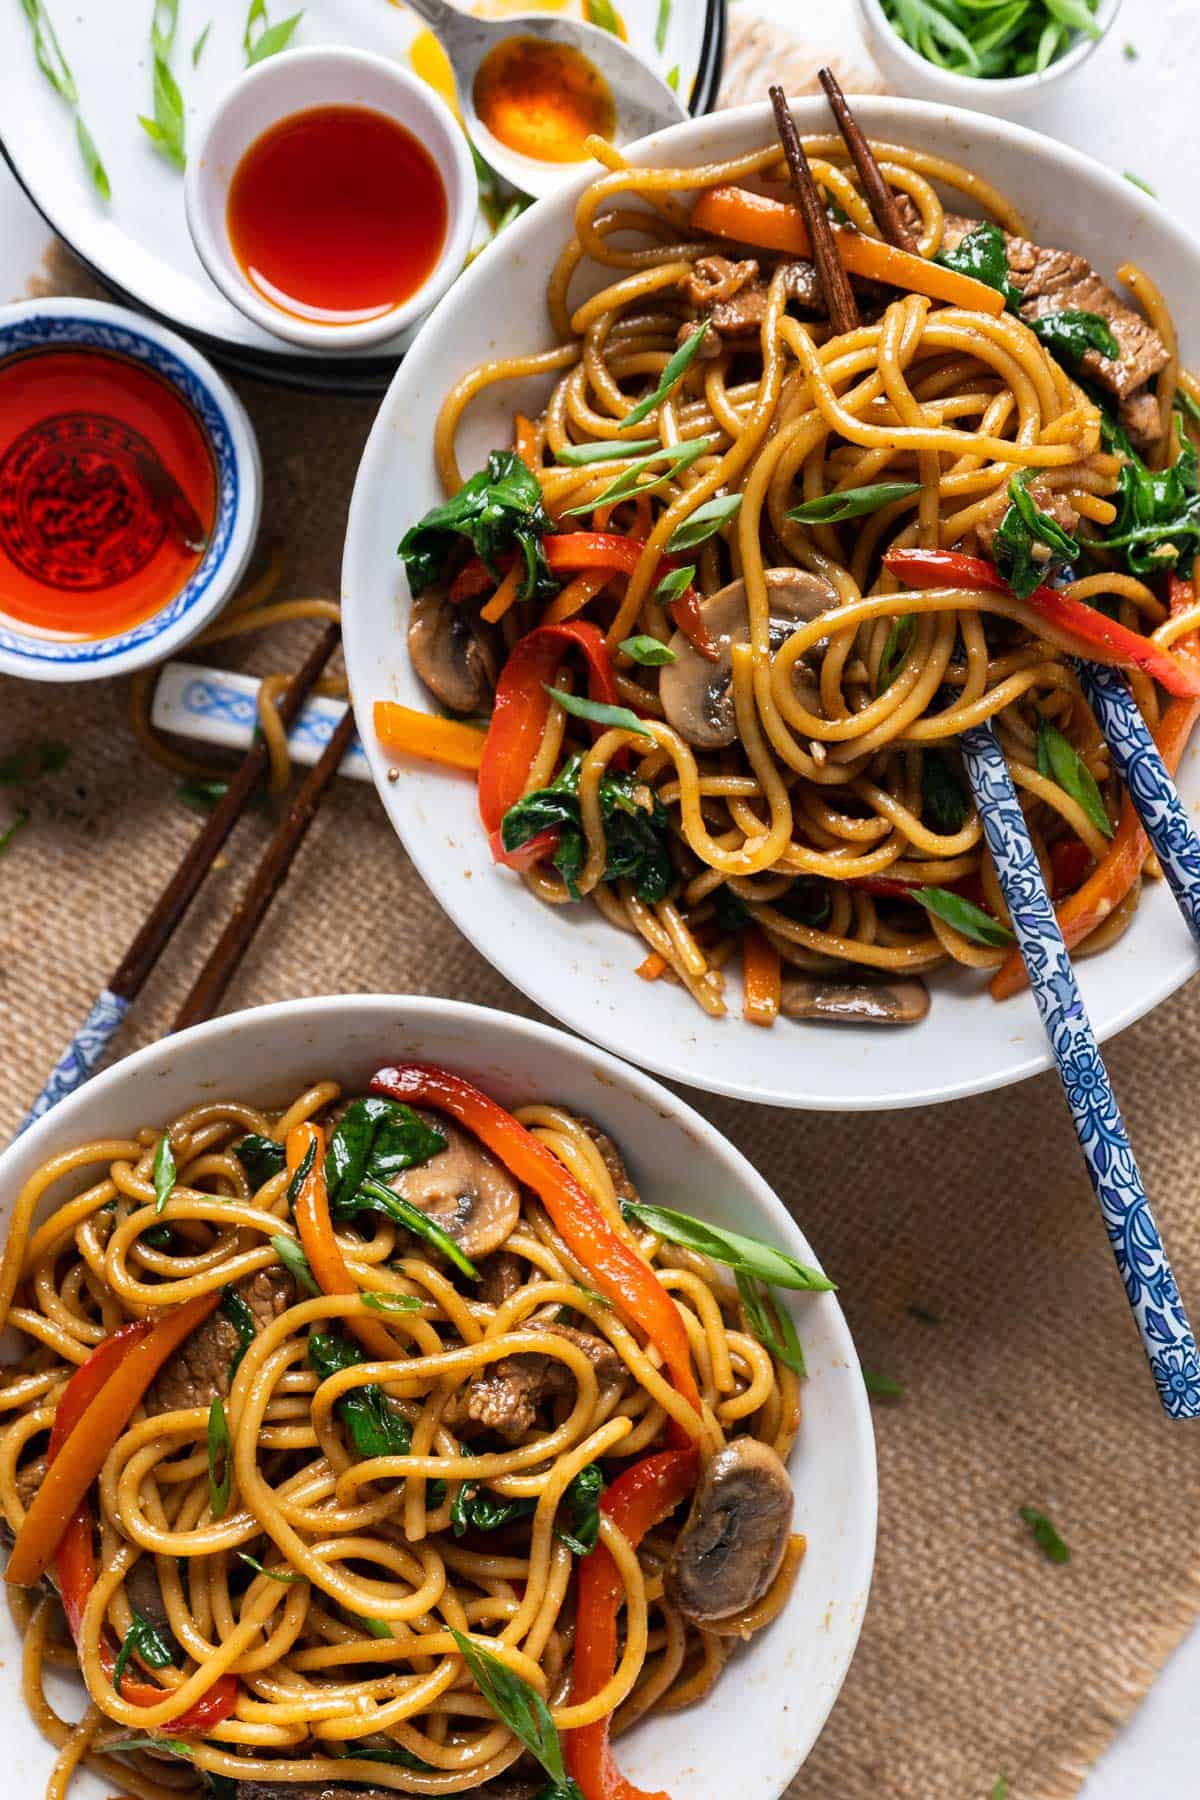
<box><xmin>171</xmin><ymin>702</ymin><xmax>358</xmax><ymax>1032</ymax></box>
<box><xmin>111</xmin><ymin>621</ymin><xmax>343</xmax><ymax>1006</ymax></box>
<box><xmin>817</xmin><ymin>69</ymin><xmax>918</xmax><ymax>254</ymax></box>
<box><xmin>768</xmin><ymin>85</ymin><xmax>859</xmax><ymax>337</ymax></box>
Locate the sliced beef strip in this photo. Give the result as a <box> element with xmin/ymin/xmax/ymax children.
<box><xmin>479</xmin><ymin>1250</ymin><xmax>524</xmax><ymax>1307</ymax></box>
<box><xmin>974</xmin><ymin>478</ymin><xmax>1080</xmax><ymax>562</ymax></box>
<box><xmin>144</xmin><ymin>1268</ymin><xmax>294</xmax><ymax>1416</ymax></box>
<box><xmin>1119</xmin><ymin>387</ymin><xmax>1165</xmax><ymax>453</ymax></box>
<box><xmin>465</xmin><ymin>1322</ymin><xmax>623</xmax><ymax>1442</ymax></box>
<box><xmin>576</xmin><ymin>1116</ymin><xmax>641</xmax><ymax>1208</ymax></box>
<box><xmin>680</xmin><ymin>256</ymin><xmax>823</xmax><ymax>356</ymax></box>
<box><xmin>939</xmin><ymin>213</ymin><xmax>1169</xmax><ymax>417</ymax></box>
<box><xmin>15</xmin><ymin>1454</ymin><xmax>46</xmax><ymax>1512</ymax></box>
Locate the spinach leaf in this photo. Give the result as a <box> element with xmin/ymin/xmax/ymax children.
<box><xmin>772</xmin><ymin>877</ymin><xmax>832</xmax><ymax>928</ymax></box>
<box><xmin>1029</xmin><ymin>308</ymin><xmax>1118</xmax><ymax>369</ymax></box>
<box><xmin>324</xmin><ymin>1097</ymin><xmax>445</xmax><ymax>1209</ymax></box>
<box><xmin>113</xmin><ymin>1607</ymin><xmax>173</xmax><ymax>1694</ymax></box>
<box><xmin>284</xmin><ymin>1135</ymin><xmax>317</xmax><ymax>1209</ymax></box>
<box><xmin>0</xmin><ymin>741</ymin><xmax>69</xmax><ymax>783</ymax></box>
<box><xmin>863</xmin><ymin>1370</ymin><xmax>905</xmax><ymax>1398</ymax></box>
<box><xmin>398</xmin><ymin>450</ymin><xmax>555</xmax><ymax>603</ymax></box>
<box><xmin>451</xmin><ymin>1483</ymin><xmax>536</xmax><ymax>1537</ymax></box>
<box><xmin>922</xmin><ymin>749</ymin><xmax>969</xmax><ymax>834</ymax></box>
<box><xmin>219</xmin><ymin>1285</ymin><xmax>257</xmax><ymax>1378</ymax></box>
<box><xmin>712</xmin><ymin>885</ymin><xmax>752</xmax><ymax>931</ymax></box>
<box><xmin>307</xmin><ymin>1331</ymin><xmax>412</xmax><ymax>1460</ymax></box>
<box><xmin>333</xmin><ymin>1740</ymin><xmax>434</xmax><ymax>1773</ymax></box>
<box><xmin>501</xmin><ymin>755</ymin><xmax>673</xmax><ymax>905</ymax></box>
<box><xmin>1036</xmin><ymin>718</ymin><xmax>1113</xmax><ymax>839</ymax></box>
<box><xmin>235</xmin><ymin>1132</ymin><xmax>286</xmax><ymax>1187</ymax></box>
<box><xmin>1098</xmin><ymin>425</ymin><xmax>1200</xmax><ymax>575</ymax></box>
<box><xmin>992</xmin><ymin>470</ymin><xmax>1079</xmax><ymax>599</ymax></box>
<box><xmin>557</xmin><ymin>1463</ymin><xmax>605</xmax><ymax>1556</ymax></box>
<box><xmin>933</xmin><ymin>222</ymin><xmax>1022</xmax><ymax>311</ymax></box>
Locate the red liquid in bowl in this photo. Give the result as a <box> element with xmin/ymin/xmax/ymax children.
<box><xmin>0</xmin><ymin>347</ymin><xmax>217</xmax><ymax>640</ymax></box>
<box><xmin>227</xmin><ymin>104</ymin><xmax>449</xmax><ymax>326</ymax></box>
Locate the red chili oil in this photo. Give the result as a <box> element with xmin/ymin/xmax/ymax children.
<box><xmin>226</xmin><ymin>104</ymin><xmax>449</xmax><ymax>326</ymax></box>
<box><xmin>0</xmin><ymin>346</ymin><xmax>217</xmax><ymax>640</ymax></box>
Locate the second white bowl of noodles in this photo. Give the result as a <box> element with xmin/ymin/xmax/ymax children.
<box><xmin>342</xmin><ymin>96</ymin><xmax>1200</xmax><ymax>1111</ymax></box>
<box><xmin>0</xmin><ymin>995</ymin><xmax>875</xmax><ymax>1800</ymax></box>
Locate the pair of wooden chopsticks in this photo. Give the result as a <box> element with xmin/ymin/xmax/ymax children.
<box><xmin>772</xmin><ymin>77</ymin><xmax>1200</xmax><ymax>1419</ymax></box>
<box><xmin>20</xmin><ymin>626</ymin><xmax>357</xmax><ymax>1131</ymax></box>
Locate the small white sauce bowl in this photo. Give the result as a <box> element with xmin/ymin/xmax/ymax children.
<box><xmin>0</xmin><ymin>297</ymin><xmax>260</xmax><ymax>685</ymax></box>
<box><xmin>184</xmin><ymin>46</ymin><xmax>476</xmax><ymax>353</ymax></box>
<box><xmin>856</xmin><ymin>0</ymin><xmax>1121</xmax><ymax>117</ymax></box>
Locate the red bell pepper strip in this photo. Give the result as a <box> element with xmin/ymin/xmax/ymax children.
<box><xmin>479</xmin><ymin>620</ymin><xmax>622</xmax><ymax>866</ymax></box>
<box><xmin>1049</xmin><ymin>836</ymin><xmax>1093</xmax><ymax>898</ymax></box>
<box><xmin>28</xmin><ymin>1318</ymin><xmax>238</xmax><ymax>1730</ymax></box>
<box><xmin>566</xmin><ymin>1449</ymin><xmax>700</xmax><ymax>1800</ymax></box>
<box><xmin>883</xmin><ymin>549</ymin><xmax>1200</xmax><ymax>699</ymax></box>
<box><xmin>369</xmin><ymin>1065</ymin><xmax>701</xmax><ymax>1430</ymax></box>
<box><xmin>8</xmin><ymin>1292</ymin><xmax>221</xmax><ymax>1589</ymax></box>
<box><xmin>545</xmin><ymin>534</ymin><xmax>719</xmax><ymax>662</ymax></box>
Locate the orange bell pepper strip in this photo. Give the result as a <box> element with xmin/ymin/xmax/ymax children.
<box><xmin>7</xmin><ymin>1291</ymin><xmax>220</xmax><ymax>1590</ymax></box>
<box><xmin>34</xmin><ymin>1320</ymin><xmax>238</xmax><ymax>1728</ymax></box>
<box><xmin>884</xmin><ymin>549</ymin><xmax>1200</xmax><ymax>699</ymax></box>
<box><xmin>690</xmin><ymin>186</ymin><xmax>1007</xmax><ymax>318</ymax></box>
<box><xmin>741</xmin><ymin>928</ymin><xmax>781</xmax><ymax>1026</ymax></box>
<box><xmin>566</xmin><ymin>1448</ymin><xmax>700</xmax><ymax>1800</ymax></box>
<box><xmin>373</xmin><ymin>703</ymin><xmax>486</xmax><ymax>774</ymax></box>
<box><xmin>513</xmin><ymin>412</ymin><xmax>539</xmax><ymax>472</ymax></box>
<box><xmin>286</xmin><ymin>1123</ymin><xmax>402</xmax><ymax>1363</ymax></box>
<box><xmin>369</xmin><ymin>1065</ymin><xmax>702</xmax><ymax>1430</ymax></box>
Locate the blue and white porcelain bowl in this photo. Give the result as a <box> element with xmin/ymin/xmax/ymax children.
<box><xmin>0</xmin><ymin>298</ymin><xmax>261</xmax><ymax>683</ymax></box>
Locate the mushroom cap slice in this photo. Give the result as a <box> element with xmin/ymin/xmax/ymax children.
<box><xmin>390</xmin><ymin>1110</ymin><xmax>521</xmax><ymax>1260</ymax></box>
<box><xmin>665</xmin><ymin>1436</ymin><xmax>794</xmax><ymax>1624</ymax></box>
<box><xmin>408</xmin><ymin>586</ymin><xmax>500</xmax><ymax>715</ymax></box>
<box><xmin>658</xmin><ymin>567</ymin><xmax>836</xmax><ymax>750</ymax></box>
<box><xmin>780</xmin><ymin>974</ymin><xmax>930</xmax><ymax>1025</ymax></box>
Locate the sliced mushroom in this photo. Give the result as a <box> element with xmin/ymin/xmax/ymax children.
<box><xmin>408</xmin><ymin>585</ymin><xmax>501</xmax><ymax>715</ymax></box>
<box><xmin>658</xmin><ymin>567</ymin><xmax>836</xmax><ymax>749</ymax></box>
<box><xmin>390</xmin><ymin>1111</ymin><xmax>521</xmax><ymax>1260</ymax></box>
<box><xmin>665</xmin><ymin>1437</ymin><xmax>794</xmax><ymax>1624</ymax></box>
<box><xmin>780</xmin><ymin>973</ymin><xmax>929</xmax><ymax>1025</ymax></box>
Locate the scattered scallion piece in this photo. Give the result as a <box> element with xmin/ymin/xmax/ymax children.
<box><xmin>192</xmin><ymin>21</ymin><xmax>212</xmax><ymax>63</ymax></box>
<box><xmin>207</xmin><ymin>1396</ymin><xmax>232</xmax><ymax>1518</ymax></box>
<box><xmin>655</xmin><ymin>0</ymin><xmax>670</xmax><ymax>53</ymax></box>
<box><xmin>619</xmin><ymin>635</ymin><xmax>676</xmax><ymax>667</ymax></box>
<box><xmin>1123</xmin><ymin>171</ymin><xmax>1157</xmax><ymax>198</ymax></box>
<box><xmin>1018</xmin><ymin>1504</ymin><xmax>1070</xmax><ymax>1563</ymax></box>
<box><xmin>619</xmin><ymin>322</ymin><xmax>709</xmax><ymax>428</ymax></box>
<box><xmin>664</xmin><ymin>492</ymin><xmax>742</xmax><ymax>553</ymax></box>
<box><xmin>914</xmin><ymin>886</ymin><xmax>1014</xmax><ymax>947</ymax></box>
<box><xmin>243</xmin><ymin>0</ymin><xmax>304</xmax><ymax>64</ymax></box>
<box><xmin>17</xmin><ymin>0</ymin><xmax>111</xmax><ymax>198</ymax></box>
<box><xmin>0</xmin><ymin>810</ymin><xmax>31</xmax><ymax>857</ymax></box>
<box><xmin>152</xmin><ymin>1134</ymin><xmax>177</xmax><ymax>1216</ymax></box>
<box><xmin>542</xmin><ymin>687</ymin><xmax>654</xmax><ymax>740</ymax></box>
<box><xmin>138</xmin><ymin>0</ymin><xmax>186</xmax><ymax>169</ymax></box>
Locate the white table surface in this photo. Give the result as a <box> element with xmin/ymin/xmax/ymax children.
<box><xmin>2</xmin><ymin>0</ymin><xmax>1197</xmax><ymax>1789</ymax></box>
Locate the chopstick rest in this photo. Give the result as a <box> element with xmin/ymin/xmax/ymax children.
<box><xmin>1074</xmin><ymin>661</ymin><xmax>1200</xmax><ymax>948</ymax></box>
<box><xmin>152</xmin><ymin>660</ymin><xmax>369</xmax><ymax>782</ymax></box>
<box><xmin>959</xmin><ymin>719</ymin><xmax>1200</xmax><ymax>1419</ymax></box>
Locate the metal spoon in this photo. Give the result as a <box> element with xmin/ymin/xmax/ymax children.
<box><xmin>402</xmin><ymin>0</ymin><xmax>687</xmax><ymax>199</ymax></box>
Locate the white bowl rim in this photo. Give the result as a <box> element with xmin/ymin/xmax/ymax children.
<box><xmin>0</xmin><ymin>990</ymin><xmax>878</xmax><ymax>1791</ymax></box>
<box><xmin>342</xmin><ymin>92</ymin><xmax>1200</xmax><ymax>1112</ymax></box>
<box><xmin>183</xmin><ymin>46</ymin><xmax>478</xmax><ymax>354</ymax></box>
<box><xmin>855</xmin><ymin>0</ymin><xmax>1121</xmax><ymax>95</ymax></box>
<box><xmin>0</xmin><ymin>295</ymin><xmax>261</xmax><ymax>683</ymax></box>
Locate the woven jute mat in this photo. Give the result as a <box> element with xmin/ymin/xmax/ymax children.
<box><xmin>6</xmin><ymin>229</ymin><xmax>1200</xmax><ymax>1800</ymax></box>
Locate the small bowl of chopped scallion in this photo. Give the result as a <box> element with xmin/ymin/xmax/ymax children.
<box><xmin>856</xmin><ymin>0</ymin><xmax>1120</xmax><ymax>113</ymax></box>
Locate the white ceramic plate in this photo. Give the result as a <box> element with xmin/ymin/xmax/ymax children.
<box><xmin>342</xmin><ymin>94</ymin><xmax>1200</xmax><ymax>1111</ymax></box>
<box><xmin>0</xmin><ymin>994</ymin><xmax>876</xmax><ymax>1798</ymax></box>
<box><xmin>0</xmin><ymin>0</ymin><xmax>718</xmax><ymax>390</ymax></box>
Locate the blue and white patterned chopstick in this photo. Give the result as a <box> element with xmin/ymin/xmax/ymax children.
<box><xmin>960</xmin><ymin>719</ymin><xmax>1200</xmax><ymax>1419</ymax></box>
<box><xmin>1075</xmin><ymin>661</ymin><xmax>1200</xmax><ymax>948</ymax></box>
<box><xmin>18</xmin><ymin>991</ymin><xmax>130</xmax><ymax>1135</ymax></box>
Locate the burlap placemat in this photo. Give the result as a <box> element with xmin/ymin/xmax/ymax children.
<box><xmin>5</xmin><ymin>229</ymin><xmax>1200</xmax><ymax>1800</ymax></box>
